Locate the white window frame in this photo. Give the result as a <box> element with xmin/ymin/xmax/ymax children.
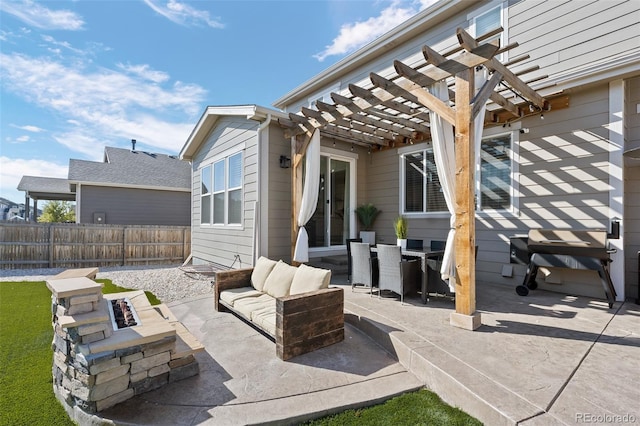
<box><xmin>476</xmin><ymin>125</ymin><xmax>520</xmax><ymax>217</ymax></box>
<box><xmin>200</xmin><ymin>164</ymin><xmax>212</xmax><ymax>225</ymax></box>
<box><xmin>398</xmin><ymin>143</ymin><xmax>449</xmax><ymax>219</ymax></box>
<box><xmin>398</xmin><ymin>127</ymin><xmax>520</xmax><ymax>219</ymax></box>
<box><xmin>469</xmin><ymin>1</ymin><xmax>507</xmax><ymax>62</ymax></box>
<box><xmin>199</xmin><ymin>145</ymin><xmax>245</xmax><ymax>228</ymax></box>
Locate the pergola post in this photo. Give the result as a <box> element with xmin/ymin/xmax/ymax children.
<box><xmin>291</xmin><ymin>132</ymin><xmax>312</xmax><ymax>265</ymax></box>
<box><xmin>450</xmin><ymin>68</ymin><xmax>481</xmax><ymax>331</ymax></box>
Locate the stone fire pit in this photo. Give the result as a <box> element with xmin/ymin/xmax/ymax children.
<box><xmin>47</xmin><ymin>275</ymin><xmax>204</xmax><ymax>422</ymax></box>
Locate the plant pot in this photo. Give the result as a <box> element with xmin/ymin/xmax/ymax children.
<box><xmin>397</xmin><ymin>238</ymin><xmax>407</xmax><ymax>249</ymax></box>
<box><xmin>360</xmin><ymin>231</ymin><xmax>376</xmax><ymax>245</ymax></box>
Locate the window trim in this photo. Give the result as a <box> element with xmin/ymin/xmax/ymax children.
<box><xmin>398</xmin><ymin>127</ymin><xmax>520</xmax><ymax>219</ymax></box>
<box><xmin>469</xmin><ymin>1</ymin><xmax>507</xmax><ymax>62</ymax></box>
<box><xmin>200</xmin><ymin>164</ymin><xmax>212</xmax><ymax>225</ymax></box>
<box><xmin>198</xmin><ymin>146</ymin><xmax>245</xmax><ymax>228</ymax></box>
<box><xmin>398</xmin><ymin>143</ymin><xmax>450</xmax><ymax>219</ymax></box>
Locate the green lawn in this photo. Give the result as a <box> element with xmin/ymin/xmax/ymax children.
<box><xmin>0</xmin><ymin>279</ymin><xmax>157</xmax><ymax>426</ymax></box>
<box><xmin>305</xmin><ymin>389</ymin><xmax>482</xmax><ymax>425</ymax></box>
<box><xmin>0</xmin><ymin>280</ymin><xmax>481</xmax><ymax>426</ymax></box>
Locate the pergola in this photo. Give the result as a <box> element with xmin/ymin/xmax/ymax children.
<box><xmin>279</xmin><ymin>27</ymin><xmax>569</xmax><ymax>330</ymax></box>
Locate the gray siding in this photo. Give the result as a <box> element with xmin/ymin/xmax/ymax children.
<box><xmin>356</xmin><ymin>84</ymin><xmax>615</xmax><ymax>298</ymax></box>
<box><xmin>285</xmin><ymin>0</ymin><xmax>639</xmax><ymax>113</ymax></box>
<box><xmin>624</xmin><ymin>76</ymin><xmax>640</xmax><ymax>301</ymax></box>
<box><xmin>266</xmin><ymin>124</ymin><xmax>293</xmax><ymax>262</ymax></box>
<box><xmin>78</xmin><ymin>186</ymin><xmax>190</xmax><ymax>226</ymax></box>
<box><xmin>191</xmin><ymin>116</ymin><xmax>258</xmax><ymax>268</ymax></box>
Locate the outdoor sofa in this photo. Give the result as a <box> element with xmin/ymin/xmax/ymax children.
<box><xmin>214</xmin><ymin>257</ymin><xmax>344</xmax><ymax>360</ymax></box>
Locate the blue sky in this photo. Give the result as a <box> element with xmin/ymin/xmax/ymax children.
<box><xmin>0</xmin><ymin>0</ymin><xmax>436</xmax><ymax>204</ymax></box>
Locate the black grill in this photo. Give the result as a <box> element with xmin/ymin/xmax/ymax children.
<box><xmin>515</xmin><ymin>228</ymin><xmax>617</xmax><ymax>308</ymax></box>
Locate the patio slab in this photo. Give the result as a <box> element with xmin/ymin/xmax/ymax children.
<box><xmin>84</xmin><ymin>274</ymin><xmax>639</xmax><ymax>425</ymax></box>
<box><xmin>97</xmin><ymin>293</ymin><xmax>423</xmax><ymax>425</ymax></box>
<box><xmin>343</xmin><ymin>281</ymin><xmax>640</xmax><ymax>425</ymax></box>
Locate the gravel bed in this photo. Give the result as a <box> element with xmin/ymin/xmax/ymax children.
<box><xmin>0</xmin><ymin>264</ymin><xmax>215</xmax><ymax>303</ymax></box>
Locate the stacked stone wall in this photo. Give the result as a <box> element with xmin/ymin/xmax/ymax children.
<box><xmin>48</xmin><ymin>277</ymin><xmax>199</xmax><ymax>416</ymax></box>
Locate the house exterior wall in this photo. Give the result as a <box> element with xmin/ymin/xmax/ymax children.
<box><xmin>276</xmin><ymin>0</ymin><xmax>639</xmax><ymax>299</ymax></box>
<box><xmin>282</xmin><ymin>0</ymin><xmax>639</xmax><ymax>114</ymax></box>
<box><xmin>78</xmin><ymin>186</ymin><xmax>190</xmax><ymax>226</ymax></box>
<box><xmin>624</xmin><ymin>76</ymin><xmax>640</xmax><ymax>301</ymax></box>
<box><xmin>190</xmin><ymin>116</ymin><xmax>259</xmax><ymax>268</ymax></box>
<box><xmin>265</xmin><ymin>123</ymin><xmax>293</xmax><ymax>262</ymax></box>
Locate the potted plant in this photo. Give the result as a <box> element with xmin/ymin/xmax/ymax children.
<box><xmin>355</xmin><ymin>203</ymin><xmax>381</xmax><ymax>245</ymax></box>
<box><xmin>394</xmin><ymin>216</ymin><xmax>408</xmax><ymax>249</ymax></box>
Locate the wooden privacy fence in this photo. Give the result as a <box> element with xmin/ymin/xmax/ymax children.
<box><xmin>0</xmin><ymin>222</ymin><xmax>191</xmax><ymax>269</ymax></box>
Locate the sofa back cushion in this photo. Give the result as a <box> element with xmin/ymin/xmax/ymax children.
<box><xmin>262</xmin><ymin>260</ymin><xmax>298</xmax><ymax>298</ymax></box>
<box><xmin>251</xmin><ymin>257</ymin><xmax>278</xmax><ymax>291</ymax></box>
<box><xmin>289</xmin><ymin>264</ymin><xmax>331</xmax><ymax>295</ymax></box>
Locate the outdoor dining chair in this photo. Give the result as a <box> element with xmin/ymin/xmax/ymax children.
<box><xmin>350</xmin><ymin>242</ymin><xmax>377</xmax><ymax>294</ymax></box>
<box><xmin>345</xmin><ymin>238</ymin><xmax>362</xmax><ymax>283</ymax></box>
<box><xmin>376</xmin><ymin>244</ymin><xmax>419</xmax><ymax>304</ymax></box>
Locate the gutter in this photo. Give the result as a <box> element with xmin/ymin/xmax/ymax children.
<box><xmin>253</xmin><ymin>112</ymin><xmax>273</xmax><ymax>265</ymax></box>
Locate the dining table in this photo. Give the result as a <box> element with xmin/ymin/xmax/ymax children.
<box><xmin>370</xmin><ymin>245</ymin><xmax>445</xmax><ymax>304</ymax></box>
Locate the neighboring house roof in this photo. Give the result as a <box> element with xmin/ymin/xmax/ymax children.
<box><xmin>68</xmin><ymin>146</ymin><xmax>190</xmax><ymax>190</ymax></box>
<box><xmin>179</xmin><ymin>104</ymin><xmax>286</xmax><ymax>161</ymax></box>
<box><xmin>17</xmin><ymin>176</ymin><xmax>75</xmax><ymax>200</ymax></box>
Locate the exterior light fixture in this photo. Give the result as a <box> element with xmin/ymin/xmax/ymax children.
<box><xmin>279</xmin><ymin>155</ymin><xmax>291</xmax><ymax>168</ymax></box>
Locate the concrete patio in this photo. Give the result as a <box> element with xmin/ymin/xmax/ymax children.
<box><xmin>98</xmin><ymin>272</ymin><xmax>639</xmax><ymax>425</ymax></box>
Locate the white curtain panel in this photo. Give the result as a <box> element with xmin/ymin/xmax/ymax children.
<box><xmin>293</xmin><ymin>129</ymin><xmax>321</xmax><ymax>262</ymax></box>
<box><xmin>430</xmin><ymin>68</ymin><xmax>488</xmax><ymax>292</ymax></box>
<box><xmin>429</xmin><ymin>81</ymin><xmax>457</xmax><ymax>290</ymax></box>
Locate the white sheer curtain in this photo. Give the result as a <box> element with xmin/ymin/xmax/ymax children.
<box><xmin>431</xmin><ymin>68</ymin><xmax>488</xmax><ymax>292</ymax></box>
<box><xmin>429</xmin><ymin>81</ymin><xmax>456</xmax><ymax>291</ymax></box>
<box><xmin>293</xmin><ymin>129</ymin><xmax>321</xmax><ymax>262</ymax></box>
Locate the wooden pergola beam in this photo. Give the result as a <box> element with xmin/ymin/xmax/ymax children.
<box><xmin>457</xmin><ymin>27</ymin><xmax>546</xmax><ymax>108</ymax></box>
<box><xmin>318</xmin><ymin>99</ymin><xmax>428</xmax><ymax>138</ymax></box>
<box><xmin>422</xmin><ymin>42</ymin><xmax>522</xmax><ymax>118</ymax></box>
<box><xmin>302</xmin><ymin>106</ymin><xmax>395</xmax><ymax>142</ymax></box>
<box><xmin>370</xmin><ymin>72</ymin><xmax>456</xmax><ymax>125</ymax></box>
<box><xmin>348</xmin><ymin>84</ymin><xmax>431</xmax><ymax>122</ymax></box>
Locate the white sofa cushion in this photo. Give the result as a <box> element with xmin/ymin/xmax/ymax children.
<box><xmin>219</xmin><ymin>287</ymin><xmax>262</xmax><ymax>307</ymax></box>
<box><xmin>262</xmin><ymin>261</ymin><xmax>298</xmax><ymax>298</ymax></box>
<box><xmin>233</xmin><ymin>294</ymin><xmax>275</xmax><ymax>318</ymax></box>
<box><xmin>252</xmin><ymin>310</ymin><xmax>277</xmax><ymax>336</ymax></box>
<box><xmin>289</xmin><ymin>264</ymin><xmax>331</xmax><ymax>295</ymax></box>
<box><xmin>251</xmin><ymin>257</ymin><xmax>278</xmax><ymax>291</ymax></box>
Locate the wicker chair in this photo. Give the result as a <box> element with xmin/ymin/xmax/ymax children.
<box><xmin>345</xmin><ymin>238</ymin><xmax>362</xmax><ymax>282</ymax></box>
<box><xmin>350</xmin><ymin>242</ymin><xmax>377</xmax><ymax>293</ymax></box>
<box><xmin>376</xmin><ymin>244</ymin><xmax>419</xmax><ymax>304</ymax></box>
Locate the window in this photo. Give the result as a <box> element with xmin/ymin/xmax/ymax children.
<box><xmin>400</xmin><ymin>133</ymin><xmax>514</xmax><ymax>215</ymax></box>
<box><xmin>479</xmin><ymin>134</ymin><xmax>511</xmax><ymax>210</ymax></box>
<box><xmin>401</xmin><ymin>147</ymin><xmax>447</xmax><ymax>214</ymax></box>
<box><xmin>200</xmin><ymin>165</ymin><xmax>212</xmax><ymax>224</ymax></box>
<box><xmin>200</xmin><ymin>151</ymin><xmax>243</xmax><ymax>226</ymax></box>
<box><xmin>472</xmin><ymin>4</ymin><xmax>504</xmax><ymax>61</ymax></box>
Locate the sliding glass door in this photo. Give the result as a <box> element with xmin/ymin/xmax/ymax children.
<box><xmin>308</xmin><ymin>154</ymin><xmax>354</xmax><ymax>249</ymax></box>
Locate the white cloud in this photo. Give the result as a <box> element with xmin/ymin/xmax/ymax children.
<box><xmin>0</xmin><ymin>0</ymin><xmax>84</xmax><ymax>30</ymax></box>
<box><xmin>143</xmin><ymin>0</ymin><xmax>224</xmax><ymax>29</ymax></box>
<box><xmin>0</xmin><ymin>156</ymin><xmax>68</xmax><ymax>202</ymax></box>
<box><xmin>116</xmin><ymin>63</ymin><xmax>170</xmax><ymax>84</ymax></box>
<box><xmin>314</xmin><ymin>0</ymin><xmax>440</xmax><ymax>62</ymax></box>
<box><xmin>12</xmin><ymin>124</ymin><xmax>44</xmax><ymax>132</ymax></box>
<box><xmin>41</xmin><ymin>35</ymin><xmax>84</xmax><ymax>55</ymax></box>
<box><xmin>0</xmin><ymin>51</ymin><xmax>206</xmax><ymax>171</ymax></box>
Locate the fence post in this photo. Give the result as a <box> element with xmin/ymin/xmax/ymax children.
<box><xmin>123</xmin><ymin>227</ymin><xmax>127</xmax><ymax>266</ymax></box>
<box><xmin>49</xmin><ymin>224</ymin><xmax>54</xmax><ymax>268</ymax></box>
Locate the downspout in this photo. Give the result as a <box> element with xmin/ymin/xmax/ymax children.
<box><xmin>254</xmin><ymin>113</ymin><xmax>272</xmax><ymax>265</ymax></box>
